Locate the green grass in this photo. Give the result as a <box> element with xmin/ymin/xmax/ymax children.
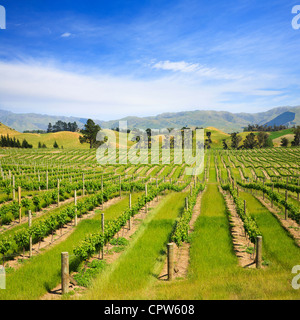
<box><xmin>82</xmin><ymin>191</ymin><xmax>187</xmax><ymax>300</ymax></box>
<box><xmin>240</xmin><ymin>192</ymin><xmax>300</xmax><ymax>271</ymax></box>
<box><xmin>147</xmin><ymin>184</ymin><xmax>300</xmax><ymax>300</ymax></box>
<box><xmin>269</xmin><ymin>129</ymin><xmax>294</xmax><ymax>141</ymax></box>
<box><xmin>186</xmin><ymin>183</ymin><xmax>239</xmax><ymax>298</ymax></box>
<box><xmin>0</xmin><ymin>193</ymin><xmax>141</xmax><ymax>300</ymax></box>
<box><xmin>205</xmin><ymin>127</ymin><xmax>230</xmax><ymax>149</ymax></box>
<box><xmin>95</xmin><ymin>159</ymin><xmax>300</xmax><ymax>300</ymax></box>
<box><xmin>0</xmin><ymin>122</ymin><xmax>89</xmax><ymax>149</ymax></box>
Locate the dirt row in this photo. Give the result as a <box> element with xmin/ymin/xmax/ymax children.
<box><xmin>251</xmin><ymin>193</ymin><xmax>300</xmax><ymax>247</ymax></box>
<box><xmin>158</xmin><ymin>188</ymin><xmax>204</xmax><ymax>281</ymax></box>
<box><xmin>219</xmin><ymin>186</ymin><xmax>256</xmax><ymax>268</ymax></box>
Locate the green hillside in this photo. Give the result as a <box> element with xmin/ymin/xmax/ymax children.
<box><xmin>0</xmin><ymin>123</ymin><xmax>89</xmax><ymax>149</ymax></box>
<box><xmin>0</xmin><ymin>122</ymin><xmax>296</xmax><ymax>150</ymax></box>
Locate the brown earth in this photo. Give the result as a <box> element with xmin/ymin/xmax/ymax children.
<box><xmin>159</xmin><ymin>188</ymin><xmax>204</xmax><ymax>281</ymax></box>
<box><xmin>219</xmin><ymin>186</ymin><xmax>256</xmax><ymax>268</ymax></box>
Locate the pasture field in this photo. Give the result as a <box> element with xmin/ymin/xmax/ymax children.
<box><xmin>0</xmin><ymin>146</ymin><xmax>299</xmax><ymax>300</ymax></box>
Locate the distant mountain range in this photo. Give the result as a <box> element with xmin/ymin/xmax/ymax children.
<box><xmin>0</xmin><ymin>106</ymin><xmax>299</xmax><ymax>133</ymax></box>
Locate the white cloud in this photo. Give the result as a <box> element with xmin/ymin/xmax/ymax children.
<box><xmin>151</xmin><ymin>60</ymin><xmax>243</xmax><ymax>80</ymax></box>
<box><xmin>61</xmin><ymin>32</ymin><xmax>72</xmax><ymax>38</ymax></box>
<box><xmin>152</xmin><ymin>60</ymin><xmax>200</xmax><ymax>73</ymax></box>
<box><xmin>0</xmin><ymin>60</ymin><xmax>295</xmax><ymax>120</ymax></box>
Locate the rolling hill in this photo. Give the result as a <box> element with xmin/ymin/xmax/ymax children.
<box><xmin>0</xmin><ymin>122</ymin><xmax>296</xmax><ymax>149</ymax></box>
<box><xmin>0</xmin><ymin>123</ymin><xmax>89</xmax><ymax>149</ymax></box>
<box><xmin>0</xmin><ymin>105</ymin><xmax>300</xmax><ymax>133</ymax></box>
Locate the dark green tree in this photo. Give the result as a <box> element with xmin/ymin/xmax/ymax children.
<box><xmin>79</xmin><ymin>119</ymin><xmax>101</xmax><ymax>148</ymax></box>
<box><xmin>257</xmin><ymin>132</ymin><xmax>269</xmax><ymax>148</ymax></box>
<box><xmin>222</xmin><ymin>139</ymin><xmax>228</xmax><ymax>149</ymax></box>
<box><xmin>231</xmin><ymin>132</ymin><xmax>242</xmax><ymax>149</ymax></box>
<box><xmin>280</xmin><ymin>137</ymin><xmax>289</xmax><ymax>147</ymax></box>
<box><xmin>243</xmin><ymin>133</ymin><xmax>257</xmax><ymax>149</ymax></box>
<box><xmin>53</xmin><ymin>141</ymin><xmax>59</xmax><ymax>148</ymax></box>
<box><xmin>291</xmin><ymin>126</ymin><xmax>300</xmax><ymax>146</ymax></box>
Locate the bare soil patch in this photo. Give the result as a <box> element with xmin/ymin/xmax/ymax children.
<box><xmin>159</xmin><ymin>189</ymin><xmax>204</xmax><ymax>281</ymax></box>
<box><xmin>219</xmin><ymin>186</ymin><xmax>256</xmax><ymax>268</ymax></box>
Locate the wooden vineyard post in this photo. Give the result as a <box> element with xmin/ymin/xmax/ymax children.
<box><xmin>61</xmin><ymin>252</ymin><xmax>69</xmax><ymax>295</ymax></box>
<box><xmin>243</xmin><ymin>200</ymin><xmax>247</xmax><ymax>237</ymax></box>
<box><xmin>128</xmin><ymin>193</ymin><xmax>132</xmax><ymax>230</ymax></box>
<box><xmin>285</xmin><ymin>190</ymin><xmax>288</xmax><ymax>220</ymax></box>
<box><xmin>82</xmin><ymin>174</ymin><xmax>85</xmax><ymax>196</ymax></box>
<box><xmin>57</xmin><ymin>179</ymin><xmax>60</xmax><ymax>207</ymax></box>
<box><xmin>156</xmin><ymin>178</ymin><xmax>159</xmax><ymax>202</ymax></box>
<box><xmin>12</xmin><ymin>175</ymin><xmax>15</xmax><ymax>201</ymax></box>
<box><xmin>38</xmin><ymin>173</ymin><xmax>41</xmax><ymax>191</ymax></box>
<box><xmin>262</xmin><ymin>180</ymin><xmax>265</xmax><ymax>200</ymax></box>
<box><xmin>271</xmin><ymin>184</ymin><xmax>274</xmax><ymax>207</ymax></box>
<box><xmin>46</xmin><ymin>171</ymin><xmax>48</xmax><ymax>190</ymax></box>
<box><xmin>74</xmin><ymin>190</ymin><xmax>77</xmax><ymax>226</ymax></box>
<box><xmin>18</xmin><ymin>186</ymin><xmax>21</xmax><ymax>223</ymax></box>
<box><xmin>256</xmin><ymin>236</ymin><xmax>262</xmax><ymax>269</ymax></box>
<box><xmin>167</xmin><ymin>243</ymin><xmax>174</xmax><ymax>281</ymax></box>
<box><xmin>119</xmin><ymin>175</ymin><xmax>122</xmax><ymax>198</ymax></box>
<box><xmin>185</xmin><ymin>197</ymin><xmax>188</xmax><ymax>210</ymax></box>
<box><xmin>28</xmin><ymin>210</ymin><xmax>32</xmax><ymax>258</ymax></box>
<box><xmin>145</xmin><ymin>184</ymin><xmax>148</xmax><ymax>213</ymax></box>
<box><xmin>101</xmin><ymin>175</ymin><xmax>104</xmax><ymax>210</ymax></box>
<box><xmin>101</xmin><ymin>213</ymin><xmax>105</xmax><ymax>259</ymax></box>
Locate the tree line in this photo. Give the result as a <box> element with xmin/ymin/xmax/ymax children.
<box><xmin>224</xmin><ymin>126</ymin><xmax>300</xmax><ymax>149</ymax></box>
<box><xmin>0</xmin><ymin>135</ymin><xmax>33</xmax><ymax>148</ymax></box>
<box><xmin>223</xmin><ymin>132</ymin><xmax>273</xmax><ymax>150</ymax></box>
<box><xmin>47</xmin><ymin>121</ymin><xmax>78</xmax><ymax>133</ymax></box>
<box><xmin>243</xmin><ymin>124</ymin><xmax>288</xmax><ymax>132</ymax></box>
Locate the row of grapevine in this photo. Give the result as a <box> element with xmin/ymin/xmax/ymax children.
<box><xmin>171</xmin><ymin>182</ymin><xmax>205</xmax><ymax>246</ymax></box>
<box><xmin>221</xmin><ymin>183</ymin><xmax>262</xmax><ymax>243</ymax></box>
<box><xmin>73</xmin><ymin>181</ymin><xmax>190</xmax><ymax>262</ymax></box>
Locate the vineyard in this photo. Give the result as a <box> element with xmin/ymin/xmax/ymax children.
<box><xmin>0</xmin><ymin>146</ymin><xmax>299</xmax><ymax>300</ymax></box>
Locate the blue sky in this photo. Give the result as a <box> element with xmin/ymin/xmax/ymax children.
<box><xmin>0</xmin><ymin>0</ymin><xmax>300</xmax><ymax>120</ymax></box>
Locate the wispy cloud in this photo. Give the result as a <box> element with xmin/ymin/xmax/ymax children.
<box><xmin>60</xmin><ymin>32</ymin><xmax>72</xmax><ymax>38</ymax></box>
<box><xmin>0</xmin><ymin>0</ymin><xmax>299</xmax><ymax>119</ymax></box>
<box><xmin>0</xmin><ymin>59</ymin><xmax>294</xmax><ymax>120</ymax></box>
<box><xmin>152</xmin><ymin>61</ymin><xmax>200</xmax><ymax>73</ymax></box>
<box><xmin>151</xmin><ymin>60</ymin><xmax>245</xmax><ymax>80</ymax></box>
